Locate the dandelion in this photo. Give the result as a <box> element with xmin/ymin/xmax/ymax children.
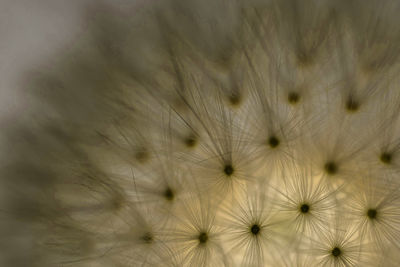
<box><xmin>307</xmin><ymin>217</ymin><xmax>371</xmax><ymax>267</ymax></box>
<box><xmin>346</xmin><ymin>174</ymin><xmax>400</xmax><ymax>251</ymax></box>
<box><xmin>273</xmin><ymin>164</ymin><xmax>337</xmax><ymax>238</ymax></box>
<box><xmin>3</xmin><ymin>0</ymin><xmax>400</xmax><ymax>266</ymax></box>
<box><xmin>219</xmin><ymin>188</ymin><xmax>287</xmax><ymax>266</ymax></box>
<box><xmin>167</xmin><ymin>196</ymin><xmax>229</xmax><ymax>267</ymax></box>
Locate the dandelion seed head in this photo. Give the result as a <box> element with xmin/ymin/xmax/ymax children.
<box><xmin>5</xmin><ymin>0</ymin><xmax>400</xmax><ymax>266</ymax></box>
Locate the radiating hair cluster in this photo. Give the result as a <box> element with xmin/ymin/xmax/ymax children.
<box><xmin>2</xmin><ymin>0</ymin><xmax>400</xmax><ymax>266</ymax></box>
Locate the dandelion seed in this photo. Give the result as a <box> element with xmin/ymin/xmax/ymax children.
<box><xmin>223</xmin><ymin>164</ymin><xmax>234</xmax><ymax>176</ymax></box>
<box><xmin>324</xmin><ymin>161</ymin><xmax>338</xmax><ymax>175</ymax></box>
<box><xmin>380</xmin><ymin>152</ymin><xmax>392</xmax><ymax>164</ymax></box>
<box><xmin>345</xmin><ymin>96</ymin><xmax>359</xmax><ymax>112</ymax></box>
<box><xmin>141</xmin><ymin>232</ymin><xmax>154</xmax><ymax>244</ymax></box>
<box><xmin>164</xmin><ymin>187</ymin><xmax>175</xmax><ymax>201</ymax></box>
<box><xmin>135</xmin><ymin>149</ymin><xmax>150</xmax><ymax>163</ymax></box>
<box><xmin>300</xmin><ymin>203</ymin><xmax>310</xmax><ymax>214</ymax></box>
<box><xmin>184</xmin><ymin>135</ymin><xmax>197</xmax><ymax>148</ymax></box>
<box><xmin>167</xmin><ymin>196</ymin><xmax>229</xmax><ymax>266</ymax></box>
<box><xmin>366</xmin><ymin>208</ymin><xmax>377</xmax><ymax>219</ymax></box>
<box><xmin>307</xmin><ymin>216</ymin><xmax>368</xmax><ymax>267</ymax></box>
<box><xmin>346</xmin><ymin>174</ymin><xmax>400</xmax><ymax>251</ymax></box>
<box><xmin>273</xmin><ymin>165</ymin><xmax>336</xmax><ymax>237</ymax></box>
<box><xmin>228</xmin><ymin>91</ymin><xmax>242</xmax><ymax>106</ymax></box>
<box><xmin>331</xmin><ymin>246</ymin><xmax>341</xmax><ymax>257</ymax></box>
<box><xmin>288</xmin><ymin>91</ymin><xmax>300</xmax><ymax>104</ymax></box>
<box><xmin>220</xmin><ymin>189</ymin><xmax>286</xmax><ymax>266</ymax></box>
<box><xmin>5</xmin><ymin>0</ymin><xmax>400</xmax><ymax>265</ymax></box>
<box><xmin>198</xmin><ymin>232</ymin><xmax>209</xmax><ymax>244</ymax></box>
<box><xmin>268</xmin><ymin>136</ymin><xmax>280</xmax><ymax>148</ymax></box>
<box><xmin>250</xmin><ymin>224</ymin><xmax>261</xmax><ymax>235</ymax></box>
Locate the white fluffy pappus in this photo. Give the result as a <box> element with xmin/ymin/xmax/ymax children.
<box><xmin>3</xmin><ymin>0</ymin><xmax>400</xmax><ymax>266</ymax></box>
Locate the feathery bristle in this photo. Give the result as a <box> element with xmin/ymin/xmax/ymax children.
<box><xmin>3</xmin><ymin>0</ymin><xmax>400</xmax><ymax>266</ymax></box>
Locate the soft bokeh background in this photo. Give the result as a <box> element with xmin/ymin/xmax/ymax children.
<box><xmin>0</xmin><ymin>1</ymin><xmax>92</xmax><ymax>120</ymax></box>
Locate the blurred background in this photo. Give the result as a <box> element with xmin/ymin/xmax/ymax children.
<box><xmin>0</xmin><ymin>0</ymin><xmax>91</xmax><ymax>120</ymax></box>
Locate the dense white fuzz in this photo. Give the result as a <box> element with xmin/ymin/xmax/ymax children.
<box><xmin>3</xmin><ymin>0</ymin><xmax>400</xmax><ymax>266</ymax></box>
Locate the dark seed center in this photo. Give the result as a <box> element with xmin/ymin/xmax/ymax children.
<box><xmin>367</xmin><ymin>208</ymin><xmax>377</xmax><ymax>220</ymax></box>
<box><xmin>380</xmin><ymin>152</ymin><xmax>392</xmax><ymax>164</ymax></box>
<box><xmin>141</xmin><ymin>232</ymin><xmax>153</xmax><ymax>243</ymax></box>
<box><xmin>324</xmin><ymin>161</ymin><xmax>338</xmax><ymax>175</ymax></box>
<box><xmin>229</xmin><ymin>93</ymin><xmax>241</xmax><ymax>105</ymax></box>
<box><xmin>332</xmin><ymin>247</ymin><xmax>341</xmax><ymax>257</ymax></box>
<box><xmin>346</xmin><ymin>97</ymin><xmax>359</xmax><ymax>112</ymax></box>
<box><xmin>268</xmin><ymin>136</ymin><xmax>280</xmax><ymax>148</ymax></box>
<box><xmin>250</xmin><ymin>224</ymin><xmax>260</xmax><ymax>235</ymax></box>
<box><xmin>300</xmin><ymin>204</ymin><xmax>310</xmax><ymax>213</ymax></box>
<box><xmin>288</xmin><ymin>92</ymin><xmax>300</xmax><ymax>104</ymax></box>
<box><xmin>224</xmin><ymin>164</ymin><xmax>234</xmax><ymax>176</ymax></box>
<box><xmin>164</xmin><ymin>187</ymin><xmax>174</xmax><ymax>201</ymax></box>
<box><xmin>185</xmin><ymin>136</ymin><xmax>197</xmax><ymax>147</ymax></box>
<box><xmin>198</xmin><ymin>232</ymin><xmax>208</xmax><ymax>244</ymax></box>
<box><xmin>135</xmin><ymin>150</ymin><xmax>148</xmax><ymax>162</ymax></box>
